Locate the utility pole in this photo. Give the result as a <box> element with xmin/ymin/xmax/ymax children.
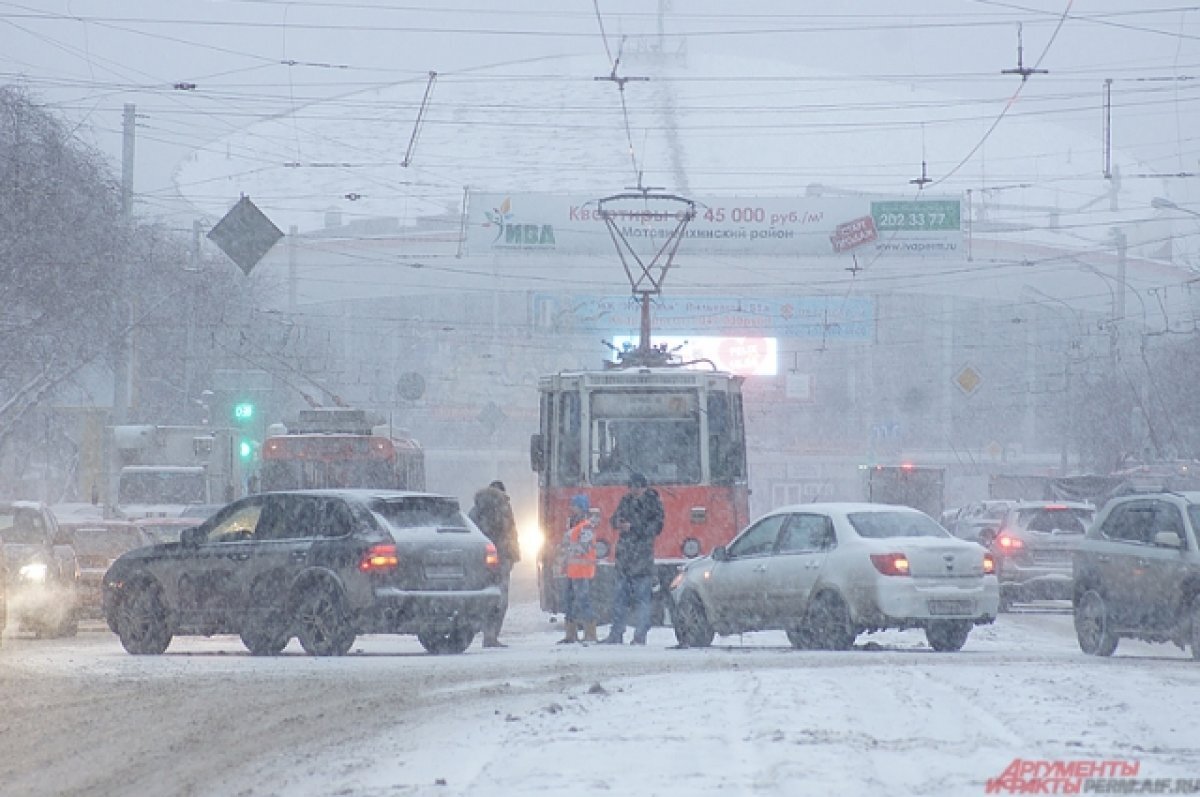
<box><xmin>108</xmin><ymin>104</ymin><xmax>135</xmax><ymax>506</ymax></box>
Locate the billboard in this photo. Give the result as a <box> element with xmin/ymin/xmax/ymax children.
<box><xmin>610</xmin><ymin>335</ymin><xmax>778</xmax><ymax>376</ymax></box>
<box><xmin>467</xmin><ymin>192</ymin><xmax>961</xmax><ymax>258</ymax></box>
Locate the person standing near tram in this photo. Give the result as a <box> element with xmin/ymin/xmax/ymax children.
<box><xmin>469</xmin><ymin>480</ymin><xmax>520</xmax><ymax>648</ymax></box>
<box><xmin>557</xmin><ymin>494</ymin><xmax>597</xmax><ymax>644</ymax></box>
<box><xmin>601</xmin><ymin>472</ymin><xmax>664</xmax><ymax>645</ymax></box>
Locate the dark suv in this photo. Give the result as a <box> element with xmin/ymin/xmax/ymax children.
<box><xmin>102</xmin><ymin>490</ymin><xmax>503</xmax><ymax>656</ymax></box>
<box><xmin>1073</xmin><ymin>492</ymin><xmax>1200</xmax><ymax>659</ymax></box>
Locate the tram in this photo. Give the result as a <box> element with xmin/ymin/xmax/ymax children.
<box><xmin>531</xmin><ymin>359</ymin><xmax>749</xmax><ymax>621</ymax></box>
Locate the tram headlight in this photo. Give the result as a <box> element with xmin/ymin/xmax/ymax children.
<box><xmin>681</xmin><ymin>538</ymin><xmax>702</xmax><ymax>558</ymax></box>
<box><xmin>595</xmin><ymin>539</ymin><xmax>611</xmax><ymax>559</ymax></box>
<box><xmin>19</xmin><ymin>561</ymin><xmax>49</xmax><ymax>582</ymax></box>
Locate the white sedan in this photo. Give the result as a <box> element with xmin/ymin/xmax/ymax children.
<box><xmin>670</xmin><ymin>502</ymin><xmax>999</xmax><ymax>652</ymax></box>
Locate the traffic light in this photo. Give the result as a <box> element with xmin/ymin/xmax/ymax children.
<box><xmin>233</xmin><ymin>401</ymin><xmax>255</xmax><ymax>422</ymax></box>
<box><xmin>238</xmin><ymin>438</ymin><xmax>254</xmax><ymax>460</ymax></box>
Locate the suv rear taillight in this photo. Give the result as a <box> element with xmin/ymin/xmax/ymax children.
<box><xmin>485</xmin><ymin>542</ymin><xmax>499</xmax><ymax>569</ymax></box>
<box><xmin>870</xmin><ymin>553</ymin><xmax>911</xmax><ymax>576</ymax></box>
<box><xmin>983</xmin><ymin>553</ymin><xmax>996</xmax><ymax>575</ymax></box>
<box><xmin>359</xmin><ymin>543</ymin><xmax>399</xmax><ymax>573</ymax></box>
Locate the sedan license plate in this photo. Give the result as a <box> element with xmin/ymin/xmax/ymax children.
<box><xmin>928</xmin><ymin>599</ymin><xmax>973</xmax><ymax>616</ymax></box>
<box><xmin>424</xmin><ymin>564</ymin><xmax>464</xmax><ymax>580</ymax></box>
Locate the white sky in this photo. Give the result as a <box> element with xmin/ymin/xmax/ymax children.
<box><xmin>6</xmin><ymin>1</ymin><xmax>1200</xmax><ymax>235</ymax></box>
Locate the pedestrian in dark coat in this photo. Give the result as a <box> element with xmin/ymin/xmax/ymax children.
<box><xmin>601</xmin><ymin>472</ymin><xmax>664</xmax><ymax>645</ymax></box>
<box><xmin>469</xmin><ymin>480</ymin><xmax>521</xmax><ymax>648</ymax></box>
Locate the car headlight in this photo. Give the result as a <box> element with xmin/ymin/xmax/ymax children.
<box><xmin>19</xmin><ymin>562</ymin><xmax>49</xmax><ymax>582</ymax></box>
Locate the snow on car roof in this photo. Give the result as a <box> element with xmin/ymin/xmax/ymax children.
<box><xmin>767</xmin><ymin>502</ymin><xmax>926</xmax><ymax>516</ymax></box>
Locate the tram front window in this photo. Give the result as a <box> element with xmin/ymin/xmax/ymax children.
<box><xmin>591</xmin><ymin>418</ymin><xmax>701</xmax><ymax>485</ymax></box>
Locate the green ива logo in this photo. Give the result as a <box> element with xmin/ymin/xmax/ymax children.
<box><xmin>483</xmin><ymin>197</ymin><xmax>556</xmax><ymax>248</ymax></box>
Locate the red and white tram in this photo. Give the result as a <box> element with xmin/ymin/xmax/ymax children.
<box><xmin>531</xmin><ymin>364</ymin><xmax>749</xmax><ymax>620</ymax></box>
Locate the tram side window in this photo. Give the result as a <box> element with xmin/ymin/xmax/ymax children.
<box><xmin>555</xmin><ymin>393</ymin><xmax>582</xmax><ymax>486</ymax></box>
<box><xmin>708</xmin><ymin>393</ymin><xmax>746</xmax><ymax>483</ymax></box>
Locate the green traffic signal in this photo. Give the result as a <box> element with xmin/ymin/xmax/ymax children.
<box><xmin>239</xmin><ymin>439</ymin><xmax>253</xmax><ymax>459</ymax></box>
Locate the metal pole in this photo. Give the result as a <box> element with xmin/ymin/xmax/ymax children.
<box><xmin>639</xmin><ymin>292</ymin><xmax>652</xmax><ymax>353</ymax></box>
<box><xmin>109</xmin><ymin>104</ymin><xmax>136</xmax><ymax>507</ymax></box>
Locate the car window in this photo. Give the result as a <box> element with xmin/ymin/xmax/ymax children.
<box><xmin>257</xmin><ymin>495</ymin><xmax>345</xmax><ymax>541</ymax></box>
<box><xmin>1152</xmin><ymin>502</ymin><xmax>1186</xmax><ymax>545</ymax></box>
<box><xmin>320</xmin><ymin>499</ymin><xmax>355</xmax><ymax>538</ymax></box>
<box><xmin>205</xmin><ymin>501</ymin><xmax>263</xmax><ymax>543</ymax></box>
<box><xmin>728</xmin><ymin>514</ymin><xmax>786</xmax><ymax>558</ymax></box>
<box><xmin>0</xmin><ymin>508</ymin><xmax>49</xmax><ymax>545</ymax></box>
<box><xmin>69</xmin><ymin>528</ymin><xmax>145</xmax><ymax>556</ymax></box>
<box><xmin>1100</xmin><ymin>502</ymin><xmax>1155</xmax><ymax>544</ymax></box>
<box><xmin>1018</xmin><ymin>506</ymin><xmax>1092</xmax><ymax>534</ymax></box>
<box><xmin>1188</xmin><ymin>506</ymin><xmax>1200</xmax><ymax>545</ymax></box>
<box><xmin>847</xmin><ymin>511</ymin><xmax>950</xmax><ymax>539</ymax></box>
<box><xmin>372</xmin><ymin>496</ymin><xmax>466</xmax><ymax>531</ymax></box>
<box><xmin>777</xmin><ymin>514</ymin><xmax>834</xmax><ymax>553</ymax></box>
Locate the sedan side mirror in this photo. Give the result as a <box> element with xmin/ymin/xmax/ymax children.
<box><xmin>978</xmin><ymin>528</ymin><xmax>998</xmax><ymax>548</ymax></box>
<box><xmin>711</xmin><ymin>545</ymin><xmax>728</xmax><ymax>562</ymax></box>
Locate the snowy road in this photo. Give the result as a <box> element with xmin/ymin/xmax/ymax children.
<box><xmin>1</xmin><ymin>565</ymin><xmax>1198</xmax><ymax>797</ymax></box>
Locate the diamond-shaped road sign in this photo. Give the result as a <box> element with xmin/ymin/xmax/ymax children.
<box><xmin>954</xmin><ymin>364</ymin><xmax>983</xmax><ymax>397</ymax></box>
<box><xmin>206</xmin><ymin>196</ymin><xmax>284</xmax><ymax>276</ymax></box>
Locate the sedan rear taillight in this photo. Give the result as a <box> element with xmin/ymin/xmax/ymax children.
<box><xmin>359</xmin><ymin>543</ymin><xmax>399</xmax><ymax>573</ymax></box>
<box><xmin>485</xmin><ymin>542</ymin><xmax>500</xmax><ymax>569</ymax></box>
<box><xmin>983</xmin><ymin>553</ymin><xmax>996</xmax><ymax>575</ymax></box>
<box><xmin>870</xmin><ymin>553</ymin><xmax>911</xmax><ymax>576</ymax></box>
<box><xmin>995</xmin><ymin>534</ymin><xmax>1023</xmax><ymax>553</ymax></box>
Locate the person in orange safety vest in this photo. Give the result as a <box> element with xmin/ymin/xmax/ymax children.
<box><xmin>558</xmin><ymin>493</ymin><xmax>597</xmax><ymax>644</ymax></box>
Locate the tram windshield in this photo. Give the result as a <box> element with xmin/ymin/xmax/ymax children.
<box><xmin>589</xmin><ymin>390</ymin><xmax>701</xmax><ymax>485</ymax></box>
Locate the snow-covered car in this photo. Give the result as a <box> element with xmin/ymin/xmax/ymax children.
<box><xmin>670</xmin><ymin>502</ymin><xmax>999</xmax><ymax>652</ymax></box>
<box><xmin>0</xmin><ymin>500</ymin><xmax>79</xmax><ymax>637</ymax></box>
<box><xmin>103</xmin><ymin>490</ymin><xmax>503</xmax><ymax>656</ymax></box>
<box><xmin>949</xmin><ymin>499</ymin><xmax>1017</xmax><ymax>543</ymax></box>
<box><xmin>985</xmin><ymin>501</ymin><xmax>1094</xmax><ymax>611</ymax></box>
<box><xmin>1073</xmin><ymin>491</ymin><xmax>1200</xmax><ymax>659</ymax></box>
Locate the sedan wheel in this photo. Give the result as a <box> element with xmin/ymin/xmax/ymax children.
<box><xmin>417</xmin><ymin>626</ymin><xmax>475</xmax><ymax>655</ymax></box>
<box><xmin>925</xmin><ymin>620</ymin><xmax>972</xmax><ymax>652</ymax></box>
<box><xmin>1074</xmin><ymin>589</ymin><xmax>1118</xmax><ymax>657</ymax></box>
<box><xmin>115</xmin><ymin>581</ymin><xmax>172</xmax><ymax>655</ymax></box>
<box><xmin>294</xmin><ymin>584</ymin><xmax>355</xmax><ymax>656</ymax></box>
<box><xmin>672</xmin><ymin>592</ymin><xmax>714</xmax><ymax>648</ymax></box>
<box><xmin>804</xmin><ymin>592</ymin><xmax>856</xmax><ymax>651</ymax></box>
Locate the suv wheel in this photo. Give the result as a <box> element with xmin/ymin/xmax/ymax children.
<box><xmin>116</xmin><ymin>580</ymin><xmax>172</xmax><ymax>655</ymax></box>
<box><xmin>1075</xmin><ymin>589</ymin><xmax>1118</xmax><ymax>657</ymax></box>
<box><xmin>803</xmin><ymin>592</ymin><xmax>856</xmax><ymax>651</ymax></box>
<box><xmin>241</xmin><ymin>608</ymin><xmax>291</xmax><ymax>656</ymax></box>
<box><xmin>417</xmin><ymin>625</ymin><xmax>475</xmax><ymax>654</ymax></box>
<box><xmin>672</xmin><ymin>592</ymin><xmax>714</xmax><ymax>648</ymax></box>
<box><xmin>925</xmin><ymin>620</ymin><xmax>972</xmax><ymax>652</ymax></box>
<box><xmin>294</xmin><ymin>583</ymin><xmax>355</xmax><ymax>656</ymax></box>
